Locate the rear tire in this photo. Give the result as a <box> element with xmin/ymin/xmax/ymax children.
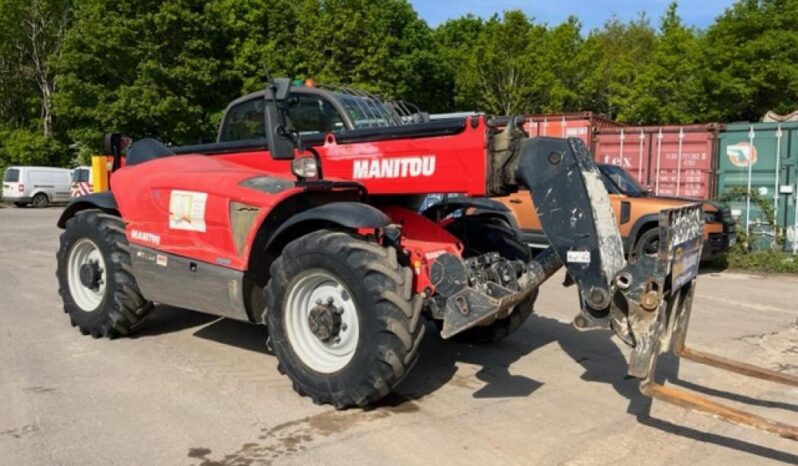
<box><xmin>265</xmin><ymin>230</ymin><xmax>423</xmax><ymax>408</ymax></box>
<box><xmin>56</xmin><ymin>210</ymin><xmax>153</xmax><ymax>338</ymax></box>
<box><xmin>444</xmin><ymin>215</ymin><xmax>537</xmax><ymax>345</ymax></box>
<box><xmin>31</xmin><ymin>193</ymin><xmax>48</xmax><ymax>208</ymax></box>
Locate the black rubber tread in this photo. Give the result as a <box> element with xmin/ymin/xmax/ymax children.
<box><xmin>32</xmin><ymin>193</ymin><xmax>49</xmax><ymax>208</ymax></box>
<box><xmin>56</xmin><ymin>209</ymin><xmax>153</xmax><ymax>338</ymax></box>
<box><xmin>444</xmin><ymin>215</ymin><xmax>538</xmax><ymax>345</ymax></box>
<box><xmin>633</xmin><ymin>227</ymin><xmax>660</xmax><ymax>260</ymax></box>
<box><xmin>265</xmin><ymin>229</ymin><xmax>423</xmax><ymax>408</ymax></box>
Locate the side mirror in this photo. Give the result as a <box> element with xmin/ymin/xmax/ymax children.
<box><xmin>263</xmin><ymin>78</ymin><xmax>298</xmax><ymax>160</ymax></box>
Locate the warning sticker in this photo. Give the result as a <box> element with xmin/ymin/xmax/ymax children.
<box><xmin>566</xmin><ymin>250</ymin><xmax>591</xmax><ymax>264</ymax></box>
<box><xmin>169</xmin><ymin>190</ymin><xmax>207</xmax><ymax>232</ymax></box>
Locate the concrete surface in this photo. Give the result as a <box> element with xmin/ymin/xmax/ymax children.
<box><xmin>0</xmin><ymin>207</ymin><xmax>796</xmax><ymax>465</ymax></box>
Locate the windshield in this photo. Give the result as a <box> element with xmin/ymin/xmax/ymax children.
<box><xmin>331</xmin><ymin>93</ymin><xmax>402</xmax><ymax>128</ymax></box>
<box><xmin>599</xmin><ymin>164</ymin><xmax>646</xmax><ymax>197</ymax></box>
<box><xmin>3</xmin><ymin>168</ymin><xmax>19</xmax><ymax>182</ymax></box>
<box><xmin>72</xmin><ymin>169</ymin><xmax>89</xmax><ymax>183</ymax></box>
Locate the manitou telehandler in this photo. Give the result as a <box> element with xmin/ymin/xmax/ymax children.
<box><xmin>56</xmin><ymin>79</ymin><xmax>796</xmax><ymax>440</ymax></box>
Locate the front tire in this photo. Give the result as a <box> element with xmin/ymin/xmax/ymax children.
<box><xmin>265</xmin><ymin>230</ymin><xmax>423</xmax><ymax>408</ymax></box>
<box><xmin>444</xmin><ymin>215</ymin><xmax>538</xmax><ymax>345</ymax></box>
<box><xmin>56</xmin><ymin>210</ymin><xmax>153</xmax><ymax>338</ymax></box>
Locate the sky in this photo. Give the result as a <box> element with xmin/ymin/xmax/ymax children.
<box><xmin>410</xmin><ymin>0</ymin><xmax>737</xmax><ymax>31</ymax></box>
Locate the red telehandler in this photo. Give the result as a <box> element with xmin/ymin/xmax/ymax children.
<box><xmin>56</xmin><ymin>79</ymin><xmax>796</xmax><ymax>440</ymax></box>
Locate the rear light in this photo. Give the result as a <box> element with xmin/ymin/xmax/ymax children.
<box><xmin>291</xmin><ymin>156</ymin><xmax>319</xmax><ymax>180</ymax></box>
<box><xmin>18</xmin><ymin>184</ymin><xmax>24</xmax><ymax>192</ymax></box>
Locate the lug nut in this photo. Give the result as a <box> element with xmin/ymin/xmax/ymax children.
<box><xmin>341</xmin><ymin>323</ymin><xmax>348</xmax><ymax>331</ymax></box>
<box><xmin>548</xmin><ymin>151</ymin><xmax>563</xmax><ymax>165</ymax></box>
<box><xmin>333</xmin><ymin>336</ymin><xmax>341</xmax><ymax>344</ymax></box>
<box><xmin>327</xmin><ymin>297</ymin><xmax>334</xmax><ymax>305</ymax></box>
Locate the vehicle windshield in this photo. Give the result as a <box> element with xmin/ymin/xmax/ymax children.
<box><xmin>3</xmin><ymin>168</ymin><xmax>19</xmax><ymax>182</ymax></box>
<box><xmin>599</xmin><ymin>164</ymin><xmax>647</xmax><ymax>197</ymax></box>
<box><xmin>330</xmin><ymin>92</ymin><xmax>402</xmax><ymax>128</ymax></box>
<box><xmin>72</xmin><ymin>169</ymin><xmax>89</xmax><ymax>183</ymax></box>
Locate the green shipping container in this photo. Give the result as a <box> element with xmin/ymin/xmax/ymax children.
<box><xmin>716</xmin><ymin>122</ymin><xmax>798</xmax><ymax>252</ymax></box>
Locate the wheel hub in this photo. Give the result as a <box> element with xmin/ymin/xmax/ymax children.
<box><xmin>307</xmin><ymin>298</ymin><xmax>343</xmax><ymax>343</ymax></box>
<box><xmin>79</xmin><ymin>261</ymin><xmax>102</xmax><ymax>290</ymax></box>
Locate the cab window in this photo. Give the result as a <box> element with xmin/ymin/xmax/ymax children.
<box><xmin>219</xmin><ymin>98</ymin><xmax>266</xmax><ymax>142</ymax></box>
<box><xmin>287</xmin><ymin>94</ymin><xmax>344</xmax><ymax>135</ymax></box>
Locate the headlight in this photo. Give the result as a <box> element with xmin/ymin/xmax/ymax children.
<box><xmin>291</xmin><ymin>156</ymin><xmax>319</xmax><ymax>179</ymax></box>
<box><xmin>703</xmin><ymin>211</ymin><xmax>719</xmax><ymax>223</ymax></box>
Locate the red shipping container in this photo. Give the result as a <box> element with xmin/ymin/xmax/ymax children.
<box><xmin>593</xmin><ymin>124</ymin><xmax>720</xmax><ymax>199</ymax></box>
<box><xmin>523</xmin><ymin>112</ymin><xmax>622</xmax><ymax>150</ymax></box>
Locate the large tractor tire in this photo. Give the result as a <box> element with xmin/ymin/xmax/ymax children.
<box><xmin>265</xmin><ymin>229</ymin><xmax>423</xmax><ymax>408</ymax></box>
<box><xmin>56</xmin><ymin>210</ymin><xmax>153</xmax><ymax>338</ymax></box>
<box><xmin>444</xmin><ymin>215</ymin><xmax>538</xmax><ymax>345</ymax></box>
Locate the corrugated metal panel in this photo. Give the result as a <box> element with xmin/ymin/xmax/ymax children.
<box><xmin>593</xmin><ymin>125</ymin><xmax>719</xmax><ymax>200</ymax></box>
<box><xmin>717</xmin><ymin>122</ymin><xmax>798</xmax><ymax>252</ymax></box>
<box><xmin>523</xmin><ymin>112</ymin><xmax>622</xmax><ymax>150</ymax></box>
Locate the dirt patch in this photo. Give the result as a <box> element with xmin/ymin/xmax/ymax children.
<box><xmin>187</xmin><ymin>394</ymin><xmax>420</xmax><ymax>465</ymax></box>
<box><xmin>739</xmin><ymin>318</ymin><xmax>798</xmax><ymax>374</ymax></box>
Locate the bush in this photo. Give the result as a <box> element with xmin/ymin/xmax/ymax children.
<box><xmin>0</xmin><ymin>128</ymin><xmax>70</xmax><ymax>169</ymax></box>
<box><xmin>707</xmin><ymin>249</ymin><xmax>798</xmax><ymax>274</ymax></box>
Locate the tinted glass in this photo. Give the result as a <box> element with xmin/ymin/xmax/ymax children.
<box><xmin>220</xmin><ymin>99</ymin><xmax>266</xmax><ymax>142</ymax></box>
<box><xmin>333</xmin><ymin>93</ymin><xmax>400</xmax><ymax>128</ymax></box>
<box><xmin>3</xmin><ymin>168</ymin><xmax>19</xmax><ymax>182</ymax></box>
<box><xmin>72</xmin><ymin>169</ymin><xmax>89</xmax><ymax>183</ymax></box>
<box><xmin>287</xmin><ymin>94</ymin><xmax>344</xmax><ymax>135</ymax></box>
<box><xmin>599</xmin><ymin>164</ymin><xmax>646</xmax><ymax>197</ymax></box>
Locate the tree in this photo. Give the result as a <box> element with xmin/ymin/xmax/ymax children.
<box><xmin>702</xmin><ymin>0</ymin><xmax>798</xmax><ymax>121</ymax></box>
<box><xmin>0</xmin><ymin>0</ymin><xmax>72</xmax><ymax>137</ymax></box>
<box><xmin>456</xmin><ymin>11</ymin><xmax>547</xmax><ymax>115</ymax></box>
<box><xmin>575</xmin><ymin>14</ymin><xmax>656</xmax><ymax>120</ymax></box>
<box><xmin>622</xmin><ymin>3</ymin><xmax>705</xmax><ymax>124</ymax></box>
<box><xmin>53</xmin><ymin>0</ymin><xmax>240</xmax><ymax>151</ymax></box>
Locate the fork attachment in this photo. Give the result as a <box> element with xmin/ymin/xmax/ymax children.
<box><xmin>621</xmin><ymin>206</ymin><xmax>798</xmax><ymax>441</ymax></box>
<box><xmin>503</xmin><ymin>134</ymin><xmax>797</xmax><ymax>441</ymax></box>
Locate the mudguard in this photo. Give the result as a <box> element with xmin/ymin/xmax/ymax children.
<box><xmin>57</xmin><ymin>192</ymin><xmax>119</xmax><ymax>228</ymax></box>
<box><xmin>265</xmin><ymin>201</ymin><xmax>391</xmax><ymax>249</ymax></box>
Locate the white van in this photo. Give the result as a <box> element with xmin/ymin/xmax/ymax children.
<box><xmin>2</xmin><ymin>166</ymin><xmax>73</xmax><ymax>208</ymax></box>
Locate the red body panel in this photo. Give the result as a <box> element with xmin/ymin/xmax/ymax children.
<box><xmin>111</xmin><ymin>117</ymin><xmax>492</xmax><ymax>276</ymax></box>
<box><xmin>112</xmin><ymin>155</ymin><xmax>304</xmax><ymax>270</ymax></box>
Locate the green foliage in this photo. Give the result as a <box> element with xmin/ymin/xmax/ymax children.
<box><xmin>0</xmin><ymin>127</ymin><xmax>68</xmax><ymax>169</ymax></box>
<box><xmin>708</xmin><ymin>250</ymin><xmax>798</xmax><ymax>274</ymax></box>
<box><xmin>2</xmin><ymin>0</ymin><xmax>798</xmax><ymax>159</ymax></box>
<box><xmin>702</xmin><ymin>0</ymin><xmax>798</xmax><ymax>122</ymax></box>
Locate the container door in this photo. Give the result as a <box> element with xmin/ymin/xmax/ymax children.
<box><xmin>648</xmin><ymin>126</ymin><xmax>715</xmax><ymax>199</ymax></box>
<box><xmin>593</xmin><ymin>128</ymin><xmax>650</xmax><ymax>188</ymax></box>
<box><xmin>717</xmin><ymin>123</ymin><xmax>796</xmax><ymax>250</ymax></box>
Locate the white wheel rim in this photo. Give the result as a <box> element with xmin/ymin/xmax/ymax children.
<box><xmin>67</xmin><ymin>238</ymin><xmax>107</xmax><ymax>312</ymax></box>
<box><xmin>284</xmin><ymin>270</ymin><xmax>360</xmax><ymax>373</ymax></box>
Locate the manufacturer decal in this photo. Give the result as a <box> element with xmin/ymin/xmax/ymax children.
<box><xmin>215</xmin><ymin>257</ymin><xmax>232</xmax><ymax>266</ymax></box>
<box><xmin>131</xmin><ymin>229</ymin><xmax>161</xmax><ymax>246</ymax></box>
<box><xmin>353</xmin><ymin>156</ymin><xmax>436</xmax><ymax>180</ymax></box>
<box><xmin>566</xmin><ymin>250</ymin><xmax>591</xmax><ymax>264</ymax></box>
<box><xmin>156</xmin><ymin>254</ymin><xmax>168</xmax><ymax>267</ymax></box>
<box><xmin>726</xmin><ymin>142</ymin><xmax>757</xmax><ymax>168</ymax></box>
<box><xmin>169</xmin><ymin>190</ymin><xmax>208</xmax><ymax>232</ymax></box>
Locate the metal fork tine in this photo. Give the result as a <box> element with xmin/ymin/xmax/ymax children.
<box><xmin>642</xmin><ymin>381</ymin><xmax>798</xmax><ymax>441</ymax></box>
<box><xmin>676</xmin><ymin>346</ymin><xmax>798</xmax><ymax>388</ymax></box>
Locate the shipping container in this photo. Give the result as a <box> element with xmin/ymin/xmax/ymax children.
<box><xmin>716</xmin><ymin>122</ymin><xmax>798</xmax><ymax>252</ymax></box>
<box><xmin>592</xmin><ymin>124</ymin><xmax>720</xmax><ymax>200</ymax></box>
<box><xmin>523</xmin><ymin>112</ymin><xmax>622</xmax><ymax>150</ymax></box>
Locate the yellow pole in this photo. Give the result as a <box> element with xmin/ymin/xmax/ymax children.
<box><xmin>91</xmin><ymin>156</ymin><xmax>109</xmax><ymax>193</ymax></box>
